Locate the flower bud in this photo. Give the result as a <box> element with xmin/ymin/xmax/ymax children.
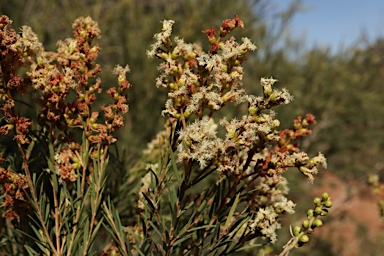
<box><xmin>159</xmin><ymin>52</ymin><xmax>168</xmax><ymax>60</ymax></box>
<box><xmin>193</xmin><ymin>80</ymin><xmax>200</xmax><ymax>87</ymax></box>
<box><xmin>183</xmin><ymin>109</ymin><xmax>191</xmax><ymax>118</ymax></box>
<box><xmin>208</xmin><ymin>37</ymin><xmax>216</xmax><ymax>45</ymax></box>
<box><xmin>89</xmin><ymin>117</ymin><xmax>96</xmax><ymax>124</ymax></box>
<box><xmin>293</xmin><ymin>123</ymin><xmax>301</xmax><ymax>130</ymax></box>
<box><xmin>188</xmin><ymin>52</ymin><xmax>196</xmax><ymax>59</ymax></box>
<box><xmin>307</xmin><ymin>209</ymin><xmax>314</xmax><ymax>218</ymax></box>
<box><xmin>171</xmin><ymin>51</ymin><xmax>179</xmax><ymax>60</ymax></box>
<box><xmin>6</xmin><ymin>124</ymin><xmax>14</xmax><ymax>131</ymax></box>
<box><xmin>271</xmin><ymin>119</ymin><xmax>280</xmax><ymax>129</ymax></box>
<box><xmin>72</xmin><ymin>162</ymin><xmax>80</xmax><ymax>169</ymax></box>
<box><xmin>248</xmin><ymin>106</ymin><xmax>257</xmax><ymax>115</ymax></box>
<box><xmin>266</xmin><ymin>133</ymin><xmax>275</xmax><ymax>141</ymax></box>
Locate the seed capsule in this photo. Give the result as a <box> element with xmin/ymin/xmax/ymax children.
<box><xmin>312</xmin><ymin>219</ymin><xmax>323</xmax><ymax>228</ymax></box>
<box><xmin>299</xmin><ymin>234</ymin><xmax>309</xmax><ymax>243</ymax></box>
<box><xmin>324</xmin><ymin>200</ymin><xmax>333</xmax><ymax>208</ymax></box>
<box><xmin>302</xmin><ymin>220</ymin><xmax>309</xmax><ymax>229</ymax></box>
<box><xmin>321</xmin><ymin>192</ymin><xmax>330</xmax><ymax>201</ymax></box>
<box><xmin>293</xmin><ymin>226</ymin><xmax>302</xmax><ymax>237</ymax></box>
<box><xmin>314</xmin><ymin>197</ymin><xmax>322</xmax><ymax>207</ymax></box>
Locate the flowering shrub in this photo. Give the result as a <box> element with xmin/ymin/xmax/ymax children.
<box><xmin>0</xmin><ymin>14</ymin><xmax>330</xmax><ymax>255</ymax></box>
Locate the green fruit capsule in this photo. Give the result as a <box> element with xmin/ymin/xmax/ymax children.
<box><xmin>299</xmin><ymin>235</ymin><xmax>309</xmax><ymax>243</ymax></box>
<box><xmin>314</xmin><ymin>206</ymin><xmax>323</xmax><ymax>215</ymax></box>
<box><xmin>321</xmin><ymin>192</ymin><xmax>330</xmax><ymax>202</ymax></box>
<box><xmin>302</xmin><ymin>220</ymin><xmax>309</xmax><ymax>229</ymax></box>
<box><xmin>313</xmin><ymin>197</ymin><xmax>322</xmax><ymax>207</ymax></box>
<box><xmin>293</xmin><ymin>226</ymin><xmax>302</xmax><ymax>237</ymax></box>
<box><xmin>312</xmin><ymin>219</ymin><xmax>323</xmax><ymax>228</ymax></box>
<box><xmin>324</xmin><ymin>200</ymin><xmax>333</xmax><ymax>208</ymax></box>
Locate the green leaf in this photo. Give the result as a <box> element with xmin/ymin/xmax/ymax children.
<box><xmin>235</xmin><ymin>243</ymin><xmax>263</xmax><ymax>252</ymax></box>
<box><xmin>168</xmin><ymin>143</ymin><xmax>182</xmax><ymax>183</ymax></box>
<box><xmin>197</xmin><ymin>198</ymin><xmax>207</xmax><ymax>212</ymax></box>
<box><xmin>102</xmin><ymin>223</ymin><xmax>119</xmax><ymax>243</ymax></box>
<box><xmin>173</xmin><ymin>233</ymin><xmax>193</xmax><ymax>247</ymax></box>
<box><xmin>148</xmin><ymin>220</ymin><xmax>162</xmax><ymax>238</ymax></box>
<box><xmin>48</xmin><ymin>143</ymin><xmax>55</xmax><ymax>163</ymax></box>
<box><xmin>89</xmin><ymin>217</ymin><xmax>104</xmax><ymax>249</ymax></box>
<box><xmin>25</xmin><ymin>139</ymin><xmax>35</xmax><ymax>160</ymax></box>
<box><xmin>187</xmin><ymin>225</ymin><xmax>216</xmax><ymax>232</ymax></box>
<box><xmin>24</xmin><ymin>245</ymin><xmax>38</xmax><ymax>255</ymax></box>
<box><xmin>83</xmin><ymin>219</ymin><xmax>90</xmax><ymax>247</ymax></box>
<box><xmin>224</xmin><ymin>193</ymin><xmax>240</xmax><ymax>229</ymax></box>
<box><xmin>210</xmin><ymin>222</ymin><xmax>221</xmax><ymax>246</ymax></box>
<box><xmin>142</xmin><ymin>192</ymin><xmax>156</xmax><ymax>213</ymax></box>
<box><xmin>133</xmin><ymin>246</ymin><xmax>146</xmax><ymax>256</ymax></box>
<box><xmin>148</xmin><ymin>167</ymin><xmax>159</xmax><ymax>188</ymax></box>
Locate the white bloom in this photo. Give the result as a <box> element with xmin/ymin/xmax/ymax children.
<box><xmin>177</xmin><ymin>117</ymin><xmax>220</xmax><ymax>168</ymax></box>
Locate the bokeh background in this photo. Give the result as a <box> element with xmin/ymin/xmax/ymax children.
<box><xmin>1</xmin><ymin>0</ymin><xmax>383</xmax><ymax>255</ymax></box>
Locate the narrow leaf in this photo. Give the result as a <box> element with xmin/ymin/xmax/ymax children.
<box><xmin>224</xmin><ymin>193</ymin><xmax>240</xmax><ymax>229</ymax></box>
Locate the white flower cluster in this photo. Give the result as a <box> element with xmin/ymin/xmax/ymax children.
<box><xmin>146</xmin><ymin>18</ymin><xmax>327</xmax><ymax>245</ymax></box>
<box><xmin>9</xmin><ymin>25</ymin><xmax>43</xmax><ymax>55</ymax></box>
<box><xmin>147</xmin><ymin>20</ymin><xmax>175</xmax><ymax>58</ymax></box>
<box><xmin>177</xmin><ymin>118</ymin><xmax>220</xmax><ymax>168</ymax></box>
<box><xmin>247</xmin><ymin>176</ymin><xmax>295</xmax><ymax>243</ymax></box>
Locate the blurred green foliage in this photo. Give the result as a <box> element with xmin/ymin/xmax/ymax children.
<box><xmin>1</xmin><ymin>0</ymin><xmax>383</xmax><ymax>254</ymax></box>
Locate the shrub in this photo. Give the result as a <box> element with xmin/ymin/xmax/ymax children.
<box><xmin>0</xmin><ymin>14</ymin><xmax>330</xmax><ymax>255</ymax></box>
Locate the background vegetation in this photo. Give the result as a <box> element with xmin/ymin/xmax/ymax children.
<box><xmin>1</xmin><ymin>0</ymin><xmax>383</xmax><ymax>255</ymax></box>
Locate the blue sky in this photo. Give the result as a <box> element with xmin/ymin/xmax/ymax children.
<box><xmin>274</xmin><ymin>0</ymin><xmax>384</xmax><ymax>52</ymax></box>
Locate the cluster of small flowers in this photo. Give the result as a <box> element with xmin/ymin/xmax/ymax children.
<box><xmin>0</xmin><ymin>156</ymin><xmax>30</xmax><ymax>221</ymax></box>
<box><xmin>52</xmin><ymin>142</ymin><xmax>82</xmax><ymax>183</ymax></box>
<box><xmin>247</xmin><ymin>176</ymin><xmax>295</xmax><ymax>243</ymax></box>
<box><xmin>0</xmin><ymin>16</ymin><xmax>132</xmax><ymax>185</ymax></box>
<box><xmin>26</xmin><ymin>16</ymin><xmax>131</xmax><ymax>147</ymax></box>
<box><xmin>147</xmin><ymin>15</ymin><xmax>254</xmax><ymax>121</ymax></box>
<box><xmin>148</xmin><ymin>15</ymin><xmax>327</xmax><ymax>243</ymax></box>
<box><xmin>0</xmin><ymin>16</ymin><xmax>37</xmax><ymax>145</ymax></box>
